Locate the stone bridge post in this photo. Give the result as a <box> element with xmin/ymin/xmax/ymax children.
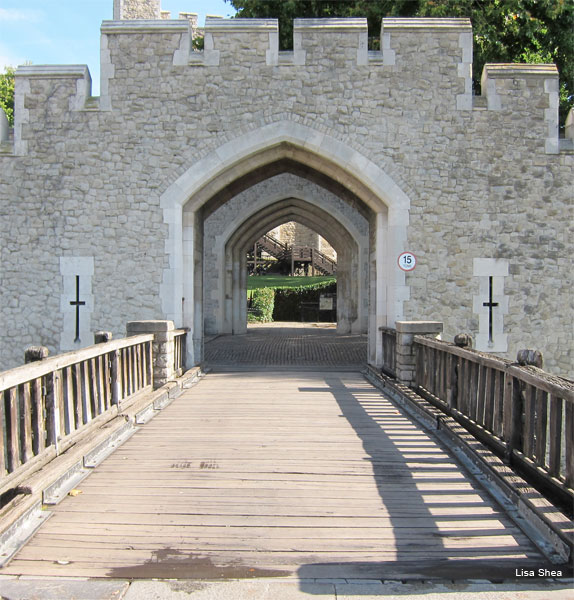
<box><xmin>126</xmin><ymin>320</ymin><xmax>177</xmax><ymax>389</ymax></box>
<box><xmin>395</xmin><ymin>321</ymin><xmax>443</xmax><ymax>385</ymax></box>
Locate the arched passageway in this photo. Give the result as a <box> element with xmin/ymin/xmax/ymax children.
<box><xmin>159</xmin><ymin>121</ymin><xmax>411</xmax><ymax>368</ymax></box>
<box><xmin>207</xmin><ymin>192</ymin><xmax>367</xmax><ymax>337</ymax></box>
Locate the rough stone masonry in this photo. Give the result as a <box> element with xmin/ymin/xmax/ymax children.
<box><xmin>0</xmin><ymin>0</ymin><xmax>572</xmax><ymax>376</ymax></box>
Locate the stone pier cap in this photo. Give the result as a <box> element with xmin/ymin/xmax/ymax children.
<box><xmin>395</xmin><ymin>321</ymin><xmax>443</xmax><ymax>335</ymax></box>
<box><xmin>126</xmin><ymin>320</ymin><xmax>175</xmax><ymax>334</ymax></box>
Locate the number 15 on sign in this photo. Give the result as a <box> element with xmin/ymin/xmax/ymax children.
<box><xmin>398</xmin><ymin>252</ymin><xmax>417</xmax><ymax>272</ymax></box>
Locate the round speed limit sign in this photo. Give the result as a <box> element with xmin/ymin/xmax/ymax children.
<box><xmin>398</xmin><ymin>252</ymin><xmax>417</xmax><ymax>272</ymax></box>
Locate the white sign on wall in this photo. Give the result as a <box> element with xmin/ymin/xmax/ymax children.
<box><xmin>398</xmin><ymin>252</ymin><xmax>417</xmax><ymax>272</ymax></box>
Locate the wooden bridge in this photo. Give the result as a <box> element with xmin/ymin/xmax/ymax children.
<box><xmin>0</xmin><ymin>324</ymin><xmax>572</xmax><ymax>582</ymax></box>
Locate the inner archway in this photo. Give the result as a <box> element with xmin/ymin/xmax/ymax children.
<box><xmin>207</xmin><ymin>192</ymin><xmax>366</xmax><ymax>337</ymax></box>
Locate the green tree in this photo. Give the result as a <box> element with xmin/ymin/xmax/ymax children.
<box><xmin>226</xmin><ymin>0</ymin><xmax>573</xmax><ymax>127</ymax></box>
<box><xmin>0</xmin><ymin>66</ymin><xmax>15</xmax><ymax>126</ymax></box>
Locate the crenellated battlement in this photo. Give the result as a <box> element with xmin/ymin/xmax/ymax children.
<box><xmin>480</xmin><ymin>64</ymin><xmax>560</xmax><ymax>153</ymax></box>
<box><xmin>98</xmin><ymin>16</ymin><xmax>474</xmax><ymax>70</ymax></box>
<box><xmin>5</xmin><ymin>15</ymin><xmax>572</xmax><ymax>158</ymax></box>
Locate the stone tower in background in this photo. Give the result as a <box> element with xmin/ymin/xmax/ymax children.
<box><xmin>113</xmin><ymin>0</ymin><xmax>161</xmax><ymax>20</ymax></box>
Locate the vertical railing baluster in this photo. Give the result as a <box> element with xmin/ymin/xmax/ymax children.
<box><xmin>19</xmin><ymin>382</ymin><xmax>33</xmax><ymax>464</ymax></box>
<box><xmin>0</xmin><ymin>390</ymin><xmax>6</xmax><ymax>475</ymax></box>
<box><xmin>535</xmin><ymin>389</ymin><xmax>548</xmax><ymax>468</ymax></box>
<box><xmin>565</xmin><ymin>398</ymin><xmax>573</xmax><ymax>488</ymax></box>
<box><xmin>477</xmin><ymin>364</ymin><xmax>487</xmax><ymax>428</ymax></box>
<box><xmin>82</xmin><ymin>361</ymin><xmax>92</xmax><ymax>424</ymax></box>
<box><xmin>31</xmin><ymin>377</ymin><xmax>45</xmax><ymax>454</ymax></box>
<box><xmin>523</xmin><ymin>384</ymin><xmax>536</xmax><ymax>459</ymax></box>
<box><xmin>53</xmin><ymin>371</ymin><xmax>64</xmax><ymax>454</ymax></box>
<box><xmin>94</xmin><ymin>356</ymin><xmax>104</xmax><ymax>415</ymax></box>
<box><xmin>6</xmin><ymin>388</ymin><xmax>19</xmax><ymax>472</ymax></box>
<box><xmin>103</xmin><ymin>352</ymin><xmax>111</xmax><ymax>410</ymax></box>
<box><xmin>63</xmin><ymin>367</ymin><xmax>73</xmax><ymax>435</ymax></box>
<box><xmin>509</xmin><ymin>377</ymin><xmax>524</xmax><ymax>459</ymax></box>
<box><xmin>147</xmin><ymin>340</ymin><xmax>153</xmax><ymax>389</ymax></box>
<box><xmin>43</xmin><ymin>373</ymin><xmax>56</xmax><ymax>450</ymax></box>
<box><xmin>73</xmin><ymin>363</ymin><xmax>83</xmax><ymax>428</ymax></box>
<box><xmin>488</xmin><ymin>368</ymin><xmax>495</xmax><ymax>432</ymax></box>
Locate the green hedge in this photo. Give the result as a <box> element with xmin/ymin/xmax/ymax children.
<box><xmin>248</xmin><ymin>287</ymin><xmax>275</xmax><ymax>322</ymax></box>
<box><xmin>273</xmin><ymin>282</ymin><xmax>336</xmax><ymax>321</ymax></box>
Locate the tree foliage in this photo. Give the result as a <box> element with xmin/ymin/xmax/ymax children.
<box><xmin>226</xmin><ymin>0</ymin><xmax>573</xmax><ymax>126</ymax></box>
<box><xmin>0</xmin><ymin>66</ymin><xmax>15</xmax><ymax>126</ymax></box>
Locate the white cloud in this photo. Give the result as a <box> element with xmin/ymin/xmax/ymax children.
<box><xmin>0</xmin><ymin>8</ymin><xmax>41</xmax><ymax>23</ymax></box>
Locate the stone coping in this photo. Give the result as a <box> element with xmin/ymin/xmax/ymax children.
<box><xmin>15</xmin><ymin>65</ymin><xmax>90</xmax><ymax>79</ymax></box>
<box><xmin>101</xmin><ymin>20</ymin><xmax>190</xmax><ymax>34</ymax></box>
<box><xmin>293</xmin><ymin>18</ymin><xmax>367</xmax><ymax>30</ymax></box>
<box><xmin>205</xmin><ymin>17</ymin><xmax>278</xmax><ymax>31</ymax></box>
<box><xmin>126</xmin><ymin>319</ymin><xmax>175</xmax><ymax>333</ymax></box>
<box><xmin>382</xmin><ymin>17</ymin><xmax>472</xmax><ymax>30</ymax></box>
<box><xmin>483</xmin><ymin>63</ymin><xmax>559</xmax><ymax>77</ymax></box>
<box><xmin>395</xmin><ymin>320</ymin><xmax>443</xmax><ymax>334</ymax></box>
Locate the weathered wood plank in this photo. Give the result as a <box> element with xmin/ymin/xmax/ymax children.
<box><xmin>523</xmin><ymin>384</ymin><xmax>536</xmax><ymax>459</ymax></box>
<box><xmin>72</xmin><ymin>363</ymin><xmax>84</xmax><ymax>429</ymax></box>
<box><xmin>6</xmin><ymin>387</ymin><xmax>20</xmax><ymax>472</ymax></box>
<box><xmin>548</xmin><ymin>395</ymin><xmax>563</xmax><ymax>478</ymax></box>
<box><xmin>19</xmin><ymin>382</ymin><xmax>33</xmax><ymax>464</ymax></box>
<box><xmin>81</xmin><ymin>361</ymin><xmax>92</xmax><ymax>424</ymax></box>
<box><xmin>62</xmin><ymin>367</ymin><xmax>74</xmax><ymax>435</ymax></box>
<box><xmin>535</xmin><ymin>389</ymin><xmax>548</xmax><ymax>468</ymax></box>
<box><xmin>4</xmin><ymin>371</ymin><xmax>545</xmax><ymax>579</ymax></box>
<box><xmin>31</xmin><ymin>377</ymin><xmax>45</xmax><ymax>454</ymax></box>
<box><xmin>0</xmin><ymin>335</ymin><xmax>154</xmax><ymax>392</ymax></box>
<box><xmin>565</xmin><ymin>397</ymin><xmax>574</xmax><ymax>488</ymax></box>
<box><xmin>0</xmin><ymin>390</ymin><xmax>6</xmax><ymax>475</ymax></box>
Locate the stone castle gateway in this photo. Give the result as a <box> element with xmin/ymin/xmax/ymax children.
<box><xmin>0</xmin><ymin>0</ymin><xmax>572</xmax><ymax>375</ymax></box>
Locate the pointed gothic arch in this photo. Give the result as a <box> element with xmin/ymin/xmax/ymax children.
<box><xmin>216</xmin><ymin>196</ymin><xmax>365</xmax><ymax>336</ymax></box>
<box><xmin>159</xmin><ymin>121</ymin><xmax>412</xmax><ymax>367</ymax></box>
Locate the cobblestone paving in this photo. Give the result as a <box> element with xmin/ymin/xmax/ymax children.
<box><xmin>205</xmin><ymin>323</ymin><xmax>366</xmax><ymax>369</ymax></box>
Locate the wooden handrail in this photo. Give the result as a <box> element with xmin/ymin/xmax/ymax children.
<box><xmin>1</xmin><ymin>335</ymin><xmax>154</xmax><ymax>487</ymax></box>
<box><xmin>0</xmin><ymin>334</ymin><xmax>153</xmax><ymax>392</ymax></box>
<box><xmin>414</xmin><ymin>335</ymin><xmax>574</xmax><ymax>401</ymax></box>
<box><xmin>412</xmin><ymin>335</ymin><xmax>574</xmax><ymax>507</ymax></box>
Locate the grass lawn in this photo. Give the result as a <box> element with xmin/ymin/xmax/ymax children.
<box><xmin>247</xmin><ymin>275</ymin><xmax>335</xmax><ymax>292</ymax></box>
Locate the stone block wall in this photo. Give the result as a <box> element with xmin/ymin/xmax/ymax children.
<box><xmin>0</xmin><ymin>11</ymin><xmax>571</xmax><ymax>376</ymax></box>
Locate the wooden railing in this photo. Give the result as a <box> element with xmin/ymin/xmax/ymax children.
<box><xmin>0</xmin><ymin>335</ymin><xmax>153</xmax><ymax>492</ymax></box>
<box><xmin>288</xmin><ymin>246</ymin><xmax>337</xmax><ymax>275</ymax></box>
<box><xmin>413</xmin><ymin>336</ymin><xmax>574</xmax><ymax>505</ymax></box>
<box><xmin>173</xmin><ymin>329</ymin><xmax>187</xmax><ymax>378</ymax></box>
<box><xmin>257</xmin><ymin>233</ymin><xmax>289</xmax><ymax>259</ymax></box>
<box><xmin>380</xmin><ymin>327</ymin><xmax>397</xmax><ymax>378</ymax></box>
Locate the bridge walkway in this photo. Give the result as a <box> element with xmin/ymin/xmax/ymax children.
<box><xmin>2</xmin><ymin>365</ymin><xmax>553</xmax><ymax>580</ymax></box>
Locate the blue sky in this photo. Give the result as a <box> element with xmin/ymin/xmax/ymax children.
<box><xmin>0</xmin><ymin>1</ymin><xmax>235</xmax><ymax>94</ymax></box>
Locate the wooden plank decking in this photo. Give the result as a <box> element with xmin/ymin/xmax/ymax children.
<box><xmin>2</xmin><ymin>371</ymin><xmax>553</xmax><ymax>580</ymax></box>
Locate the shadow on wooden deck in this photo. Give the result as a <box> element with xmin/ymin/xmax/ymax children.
<box><xmin>293</xmin><ymin>375</ymin><xmax>560</xmax><ymax>581</ymax></box>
